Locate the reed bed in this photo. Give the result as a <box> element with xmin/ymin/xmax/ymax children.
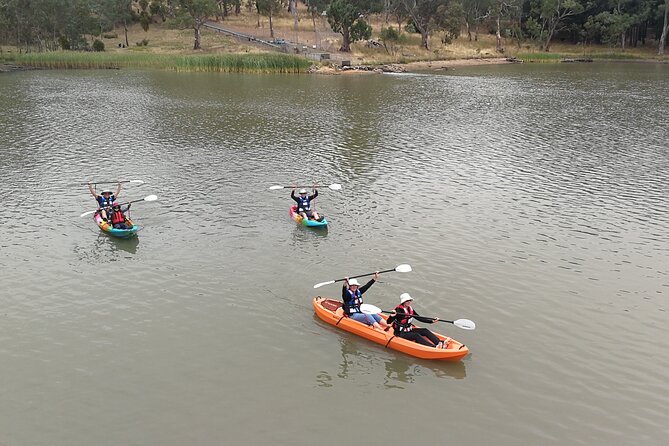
<box><xmin>0</xmin><ymin>52</ymin><xmax>311</xmax><ymax>73</ymax></box>
<box><xmin>516</xmin><ymin>51</ymin><xmax>651</xmax><ymax>63</ymax></box>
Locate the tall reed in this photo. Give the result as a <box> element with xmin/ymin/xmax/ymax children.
<box><xmin>0</xmin><ymin>52</ymin><xmax>311</xmax><ymax>73</ymax></box>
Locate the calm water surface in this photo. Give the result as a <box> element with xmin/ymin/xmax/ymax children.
<box><xmin>1</xmin><ymin>63</ymin><xmax>668</xmax><ymax>445</ymax></box>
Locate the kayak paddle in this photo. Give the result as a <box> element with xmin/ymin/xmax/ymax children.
<box><xmin>269</xmin><ymin>183</ymin><xmax>342</xmax><ymax>191</ymax></box>
<box><xmin>84</xmin><ymin>180</ymin><xmax>144</xmax><ymax>185</ymax></box>
<box><xmin>79</xmin><ymin>194</ymin><xmax>158</xmax><ymax>217</ymax></box>
<box><xmin>360</xmin><ymin>304</ymin><xmax>476</xmax><ymax>330</ymax></box>
<box><xmin>313</xmin><ymin>264</ymin><xmax>412</xmax><ymax>289</ymax></box>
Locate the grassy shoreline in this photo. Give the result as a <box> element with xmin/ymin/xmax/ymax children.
<box><xmin>0</xmin><ymin>51</ymin><xmax>312</xmax><ymax>73</ymax></box>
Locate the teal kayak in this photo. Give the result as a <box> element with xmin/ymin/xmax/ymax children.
<box><xmin>290</xmin><ymin>205</ymin><xmax>328</xmax><ymax>228</ymax></box>
<box><xmin>94</xmin><ymin>212</ymin><xmax>140</xmax><ymax>238</ymax></box>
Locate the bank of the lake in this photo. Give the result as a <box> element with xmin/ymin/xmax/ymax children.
<box><xmin>0</xmin><ymin>51</ymin><xmax>311</xmax><ymax>73</ymax></box>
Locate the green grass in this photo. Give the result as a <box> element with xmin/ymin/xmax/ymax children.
<box><xmin>0</xmin><ymin>51</ymin><xmax>312</xmax><ymax>73</ymax></box>
<box><xmin>516</xmin><ymin>51</ymin><xmax>656</xmax><ymax>63</ymax></box>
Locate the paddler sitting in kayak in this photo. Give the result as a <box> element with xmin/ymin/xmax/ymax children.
<box><xmin>342</xmin><ymin>273</ymin><xmax>389</xmax><ymax>330</ymax></box>
<box><xmin>291</xmin><ymin>186</ymin><xmax>322</xmax><ymax>221</ymax></box>
<box><xmin>88</xmin><ymin>181</ymin><xmax>121</xmax><ymax>222</ymax></box>
<box><xmin>110</xmin><ymin>202</ymin><xmax>132</xmax><ymax>229</ymax></box>
<box><xmin>387</xmin><ymin>293</ymin><xmax>447</xmax><ymax>348</ymax></box>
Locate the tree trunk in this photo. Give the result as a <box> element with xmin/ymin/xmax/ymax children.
<box><xmin>496</xmin><ymin>14</ymin><xmax>503</xmax><ymax>52</ymax></box>
<box><xmin>194</xmin><ymin>25</ymin><xmax>201</xmax><ymax>49</ymax></box>
<box><xmin>659</xmin><ymin>1</ymin><xmax>668</xmax><ymax>55</ymax></box>
<box><xmin>465</xmin><ymin>20</ymin><xmax>471</xmax><ymax>41</ymax></box>
<box><xmin>269</xmin><ymin>10</ymin><xmax>274</xmax><ymax>38</ymax></box>
<box><xmin>124</xmin><ymin>20</ymin><xmax>129</xmax><ymax>47</ymax></box>
<box><xmin>420</xmin><ymin>29</ymin><xmax>428</xmax><ymax>49</ymax></box>
<box><xmin>340</xmin><ymin>26</ymin><xmax>351</xmax><ymax>52</ymax></box>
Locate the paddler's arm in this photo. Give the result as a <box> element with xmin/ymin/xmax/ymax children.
<box><xmin>115</xmin><ymin>181</ymin><xmax>122</xmax><ymax>198</ymax></box>
<box><xmin>87</xmin><ymin>182</ymin><xmax>97</xmax><ymax>198</ymax></box>
<box><xmin>359</xmin><ymin>272</ymin><xmax>379</xmax><ymax>294</ymax></box>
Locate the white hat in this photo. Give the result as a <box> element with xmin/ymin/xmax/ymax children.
<box><xmin>400</xmin><ymin>293</ymin><xmax>413</xmax><ymax>304</ymax></box>
<box><xmin>299</xmin><ymin>188</ymin><xmax>307</xmax><ymax>194</ymax></box>
<box><xmin>101</xmin><ymin>190</ymin><xmax>113</xmax><ymax>194</ymax></box>
<box><xmin>348</xmin><ymin>279</ymin><xmax>360</xmax><ymax>286</ymax></box>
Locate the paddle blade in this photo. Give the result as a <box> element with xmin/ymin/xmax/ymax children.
<box><xmin>313</xmin><ymin>280</ymin><xmax>335</xmax><ymax>289</ymax></box>
<box><xmin>328</xmin><ymin>183</ymin><xmax>342</xmax><ymax>191</ymax></box>
<box><xmin>79</xmin><ymin>210</ymin><xmax>96</xmax><ymax>218</ymax></box>
<box><xmin>143</xmin><ymin>195</ymin><xmax>158</xmax><ymax>201</ymax></box>
<box><xmin>269</xmin><ymin>185</ymin><xmax>284</xmax><ymax>190</ymax></box>
<box><xmin>360</xmin><ymin>304</ymin><xmax>382</xmax><ymax>314</ymax></box>
<box><xmin>129</xmin><ymin>180</ymin><xmax>144</xmax><ymax>184</ymax></box>
<box><xmin>454</xmin><ymin>319</ymin><xmax>476</xmax><ymax>330</ymax></box>
<box><xmin>395</xmin><ymin>264</ymin><xmax>412</xmax><ymax>273</ymax></box>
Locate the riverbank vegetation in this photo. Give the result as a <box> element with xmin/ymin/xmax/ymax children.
<box><xmin>1</xmin><ymin>0</ymin><xmax>667</xmax><ymax>71</ymax></box>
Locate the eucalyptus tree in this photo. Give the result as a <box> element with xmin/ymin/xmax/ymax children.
<box><xmin>257</xmin><ymin>0</ymin><xmax>286</xmax><ymax>38</ymax></box>
<box><xmin>306</xmin><ymin>0</ymin><xmax>329</xmax><ymax>33</ymax></box>
<box><xmin>326</xmin><ymin>0</ymin><xmax>380</xmax><ymax>51</ymax></box>
<box><xmin>463</xmin><ymin>0</ymin><xmax>490</xmax><ymax>41</ymax></box>
<box><xmin>401</xmin><ymin>0</ymin><xmax>449</xmax><ymax>49</ymax></box>
<box><xmin>529</xmin><ymin>0</ymin><xmax>585</xmax><ymax>51</ymax></box>
<box><xmin>170</xmin><ymin>0</ymin><xmax>218</xmax><ymax>49</ymax></box>
<box><xmin>102</xmin><ymin>0</ymin><xmax>133</xmax><ymax>47</ymax></box>
<box><xmin>660</xmin><ymin>0</ymin><xmax>668</xmax><ymax>54</ymax></box>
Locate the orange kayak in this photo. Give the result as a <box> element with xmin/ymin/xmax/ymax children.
<box><xmin>313</xmin><ymin>297</ymin><xmax>469</xmax><ymax>361</ymax></box>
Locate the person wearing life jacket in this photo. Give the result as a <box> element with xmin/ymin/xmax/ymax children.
<box><xmin>386</xmin><ymin>293</ymin><xmax>447</xmax><ymax>348</ymax></box>
<box><xmin>291</xmin><ymin>186</ymin><xmax>321</xmax><ymax>221</ymax></box>
<box><xmin>110</xmin><ymin>202</ymin><xmax>131</xmax><ymax>229</ymax></box>
<box><xmin>341</xmin><ymin>273</ymin><xmax>388</xmax><ymax>330</ymax></box>
<box><xmin>88</xmin><ymin>181</ymin><xmax>122</xmax><ymax>222</ymax></box>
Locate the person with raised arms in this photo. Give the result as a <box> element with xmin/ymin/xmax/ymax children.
<box><xmin>291</xmin><ymin>185</ymin><xmax>321</xmax><ymax>221</ymax></box>
<box><xmin>342</xmin><ymin>272</ymin><xmax>388</xmax><ymax>330</ymax></box>
<box><xmin>88</xmin><ymin>181</ymin><xmax>121</xmax><ymax>222</ymax></box>
<box><xmin>386</xmin><ymin>293</ymin><xmax>448</xmax><ymax>348</ymax></box>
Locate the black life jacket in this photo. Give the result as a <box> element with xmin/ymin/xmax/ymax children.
<box><xmin>393</xmin><ymin>305</ymin><xmax>415</xmax><ymax>332</ymax></box>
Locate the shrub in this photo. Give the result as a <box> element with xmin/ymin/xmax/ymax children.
<box><xmin>59</xmin><ymin>36</ymin><xmax>70</xmax><ymax>50</ymax></box>
<box><xmin>92</xmin><ymin>39</ymin><xmax>105</xmax><ymax>52</ymax></box>
<box><xmin>102</xmin><ymin>32</ymin><xmax>118</xmax><ymax>39</ymax></box>
<box><xmin>135</xmin><ymin>39</ymin><xmax>149</xmax><ymax>47</ymax></box>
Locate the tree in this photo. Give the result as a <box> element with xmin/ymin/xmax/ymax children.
<box><xmin>379</xmin><ymin>25</ymin><xmax>406</xmax><ymax>54</ymax></box>
<box><xmin>660</xmin><ymin>0</ymin><xmax>668</xmax><ymax>54</ymax></box>
<box><xmin>171</xmin><ymin>0</ymin><xmax>218</xmax><ymax>49</ymax></box>
<box><xmin>531</xmin><ymin>0</ymin><xmax>585</xmax><ymax>51</ymax></box>
<box><xmin>257</xmin><ymin>0</ymin><xmax>285</xmax><ymax>38</ymax></box>
<box><xmin>401</xmin><ymin>0</ymin><xmax>447</xmax><ymax>49</ymax></box>
<box><xmin>462</xmin><ymin>0</ymin><xmax>490</xmax><ymax>41</ymax></box>
<box><xmin>326</xmin><ymin>0</ymin><xmax>379</xmax><ymax>52</ymax></box>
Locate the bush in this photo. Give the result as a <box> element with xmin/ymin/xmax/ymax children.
<box><xmin>92</xmin><ymin>39</ymin><xmax>105</xmax><ymax>52</ymax></box>
<box><xmin>59</xmin><ymin>36</ymin><xmax>70</xmax><ymax>50</ymax></box>
<box><xmin>135</xmin><ymin>39</ymin><xmax>149</xmax><ymax>47</ymax></box>
<box><xmin>102</xmin><ymin>32</ymin><xmax>118</xmax><ymax>39</ymax></box>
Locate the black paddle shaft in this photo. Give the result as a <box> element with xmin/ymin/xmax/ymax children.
<box><xmin>334</xmin><ymin>267</ymin><xmax>397</xmax><ymax>283</ymax></box>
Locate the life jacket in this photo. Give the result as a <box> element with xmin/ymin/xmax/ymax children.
<box><xmin>97</xmin><ymin>194</ymin><xmax>115</xmax><ymax>208</ymax></box>
<box><xmin>393</xmin><ymin>305</ymin><xmax>415</xmax><ymax>332</ymax></box>
<box><xmin>296</xmin><ymin>195</ymin><xmax>311</xmax><ymax>212</ymax></box>
<box><xmin>111</xmin><ymin>210</ymin><xmax>126</xmax><ymax>225</ymax></box>
<box><xmin>343</xmin><ymin>288</ymin><xmax>363</xmax><ymax>315</ymax></box>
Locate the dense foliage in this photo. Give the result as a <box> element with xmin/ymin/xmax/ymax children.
<box><xmin>1</xmin><ymin>0</ymin><xmax>667</xmax><ymax>54</ymax></box>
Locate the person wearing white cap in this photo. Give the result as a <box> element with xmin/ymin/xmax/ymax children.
<box><xmin>290</xmin><ymin>185</ymin><xmax>321</xmax><ymax>221</ymax></box>
<box><xmin>386</xmin><ymin>293</ymin><xmax>447</xmax><ymax>348</ymax></box>
<box><xmin>342</xmin><ymin>272</ymin><xmax>389</xmax><ymax>330</ymax></box>
<box><xmin>88</xmin><ymin>181</ymin><xmax>122</xmax><ymax>222</ymax></box>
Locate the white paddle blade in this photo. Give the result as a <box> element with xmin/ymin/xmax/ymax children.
<box><xmin>129</xmin><ymin>180</ymin><xmax>144</xmax><ymax>184</ymax></box>
<box><xmin>454</xmin><ymin>319</ymin><xmax>476</xmax><ymax>330</ymax></box>
<box><xmin>80</xmin><ymin>210</ymin><xmax>96</xmax><ymax>218</ymax></box>
<box><xmin>269</xmin><ymin>185</ymin><xmax>284</xmax><ymax>190</ymax></box>
<box><xmin>328</xmin><ymin>183</ymin><xmax>342</xmax><ymax>191</ymax></box>
<box><xmin>313</xmin><ymin>280</ymin><xmax>335</xmax><ymax>289</ymax></box>
<box><xmin>360</xmin><ymin>304</ymin><xmax>382</xmax><ymax>314</ymax></box>
<box><xmin>395</xmin><ymin>264</ymin><xmax>412</xmax><ymax>273</ymax></box>
<box><xmin>143</xmin><ymin>195</ymin><xmax>158</xmax><ymax>201</ymax></box>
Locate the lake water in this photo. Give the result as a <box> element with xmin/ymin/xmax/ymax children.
<box><xmin>1</xmin><ymin>63</ymin><xmax>668</xmax><ymax>445</ymax></box>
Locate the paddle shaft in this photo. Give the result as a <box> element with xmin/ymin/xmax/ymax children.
<box><xmin>381</xmin><ymin>311</ymin><xmax>457</xmax><ymax>325</ymax></box>
<box><xmin>86</xmin><ymin>180</ymin><xmax>141</xmax><ymax>185</ymax></box>
<box><xmin>335</xmin><ymin>267</ymin><xmax>397</xmax><ymax>284</ymax></box>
